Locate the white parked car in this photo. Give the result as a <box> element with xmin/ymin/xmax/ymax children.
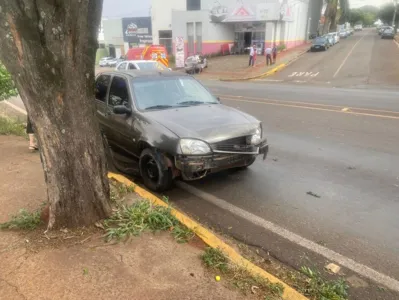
<box><xmin>99</xmin><ymin>57</ymin><xmax>120</xmax><ymax>67</ymax></box>
<box><xmin>115</xmin><ymin>60</ymin><xmax>171</xmax><ymax>71</ymax></box>
<box><xmin>327</xmin><ymin>32</ymin><xmax>340</xmax><ymax>44</ymax></box>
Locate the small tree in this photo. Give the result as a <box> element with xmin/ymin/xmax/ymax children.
<box><xmin>0</xmin><ymin>63</ymin><xmax>17</xmax><ymax>100</ymax></box>
<box><xmin>0</xmin><ymin>1</ymin><xmax>111</xmax><ymax>229</ymax></box>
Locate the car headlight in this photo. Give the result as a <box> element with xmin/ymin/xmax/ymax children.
<box><xmin>179</xmin><ymin>139</ymin><xmax>212</xmax><ymax>155</ymax></box>
<box><xmin>249</xmin><ymin>125</ymin><xmax>262</xmax><ymax>145</ymax></box>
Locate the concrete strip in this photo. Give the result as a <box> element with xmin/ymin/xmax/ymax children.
<box><xmin>176</xmin><ymin>181</ymin><xmax>399</xmax><ymax>293</ymax></box>
<box><xmin>3</xmin><ymin>100</ymin><xmax>27</xmax><ymax>115</ymax></box>
<box><xmin>108</xmin><ymin>172</ymin><xmax>309</xmax><ymax>300</ymax></box>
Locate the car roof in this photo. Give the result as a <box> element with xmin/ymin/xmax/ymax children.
<box><xmin>123</xmin><ymin>60</ymin><xmax>158</xmax><ymax>64</ymax></box>
<box><xmin>98</xmin><ymin>70</ymin><xmax>188</xmax><ymax>79</ymax></box>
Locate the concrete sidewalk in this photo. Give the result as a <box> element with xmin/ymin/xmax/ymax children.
<box><xmin>197</xmin><ymin>43</ymin><xmax>310</xmax><ymax>81</ymax></box>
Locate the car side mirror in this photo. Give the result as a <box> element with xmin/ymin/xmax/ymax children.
<box><xmin>113</xmin><ymin>105</ymin><xmax>132</xmax><ymax>115</ymax></box>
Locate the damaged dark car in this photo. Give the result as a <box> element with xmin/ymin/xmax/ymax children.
<box><xmin>95</xmin><ymin>70</ymin><xmax>268</xmax><ymax>192</ymax></box>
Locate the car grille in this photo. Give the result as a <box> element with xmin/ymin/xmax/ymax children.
<box><xmin>211</xmin><ymin>136</ymin><xmax>257</xmax><ymax>153</ymax></box>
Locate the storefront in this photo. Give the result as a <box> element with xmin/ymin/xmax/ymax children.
<box><xmin>122</xmin><ymin>17</ymin><xmax>153</xmax><ymax>50</ymax></box>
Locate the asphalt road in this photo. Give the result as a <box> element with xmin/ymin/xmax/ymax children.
<box><xmin>171</xmin><ymin>29</ymin><xmax>399</xmax><ymax>295</ymax></box>
<box><xmin>5</xmin><ymin>29</ymin><xmax>399</xmax><ymax>296</ymax></box>
<box><xmin>266</xmin><ymin>28</ymin><xmax>399</xmax><ymax>89</ymax></box>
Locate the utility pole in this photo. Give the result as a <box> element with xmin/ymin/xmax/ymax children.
<box><xmin>393</xmin><ymin>0</ymin><xmax>398</xmax><ymax>27</ymax></box>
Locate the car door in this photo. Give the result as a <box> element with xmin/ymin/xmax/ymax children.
<box><xmin>106</xmin><ymin>75</ymin><xmax>135</xmax><ymax>153</ymax></box>
<box><xmin>94</xmin><ymin>74</ymin><xmax>111</xmax><ymax>133</ymax></box>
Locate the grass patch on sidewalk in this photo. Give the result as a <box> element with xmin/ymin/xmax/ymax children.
<box><xmin>201</xmin><ymin>247</ymin><xmax>285</xmax><ymax>299</ymax></box>
<box><xmin>0</xmin><ymin>116</ymin><xmax>26</xmax><ymax>136</ymax></box>
<box><xmin>0</xmin><ymin>208</ymin><xmax>42</xmax><ymax>230</ymax></box>
<box><xmin>104</xmin><ymin>183</ymin><xmax>194</xmax><ymax>244</ymax></box>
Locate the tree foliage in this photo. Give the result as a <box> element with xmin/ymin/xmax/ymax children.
<box><xmin>349</xmin><ymin>7</ymin><xmax>378</xmax><ymax>26</ymax></box>
<box><xmin>379</xmin><ymin>3</ymin><xmax>397</xmax><ymax>24</ymax></box>
<box><xmin>0</xmin><ymin>63</ymin><xmax>17</xmax><ymax>100</ymax></box>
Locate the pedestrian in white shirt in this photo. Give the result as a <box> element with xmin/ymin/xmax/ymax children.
<box><xmin>265</xmin><ymin>46</ymin><xmax>272</xmax><ymax>66</ymax></box>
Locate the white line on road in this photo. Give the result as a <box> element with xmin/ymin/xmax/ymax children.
<box><xmin>3</xmin><ymin>100</ymin><xmax>27</xmax><ymax>115</ymax></box>
<box><xmin>177</xmin><ymin>181</ymin><xmax>399</xmax><ymax>292</ymax></box>
<box><xmin>333</xmin><ymin>32</ymin><xmax>368</xmax><ymax>78</ymax></box>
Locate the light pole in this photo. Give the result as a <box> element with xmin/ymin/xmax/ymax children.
<box><xmin>393</xmin><ymin>0</ymin><xmax>398</xmax><ymax>27</ymax></box>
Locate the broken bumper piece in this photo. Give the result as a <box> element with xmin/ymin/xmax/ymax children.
<box><xmin>175</xmin><ymin>142</ymin><xmax>269</xmax><ymax>181</ymax></box>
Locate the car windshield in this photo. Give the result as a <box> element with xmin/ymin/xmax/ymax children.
<box><xmin>314</xmin><ymin>38</ymin><xmax>325</xmax><ymax>43</ymax></box>
<box><xmin>136</xmin><ymin>62</ymin><xmax>167</xmax><ymax>71</ymax></box>
<box><xmin>132</xmin><ymin>77</ymin><xmax>219</xmax><ymax>110</ymax></box>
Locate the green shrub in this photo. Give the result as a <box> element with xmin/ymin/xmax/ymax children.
<box><xmin>0</xmin><ymin>63</ymin><xmax>18</xmax><ymax>100</ymax></box>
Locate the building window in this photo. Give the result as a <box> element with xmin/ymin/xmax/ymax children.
<box><xmin>195</xmin><ymin>22</ymin><xmax>202</xmax><ymax>54</ymax></box>
<box><xmin>187</xmin><ymin>22</ymin><xmax>194</xmax><ymax>55</ymax></box>
<box><xmin>159</xmin><ymin>30</ymin><xmax>173</xmax><ymax>56</ymax></box>
<box><xmin>187</xmin><ymin>0</ymin><xmax>201</xmax><ymax>11</ymax></box>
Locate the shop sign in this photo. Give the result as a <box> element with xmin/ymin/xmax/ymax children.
<box><xmin>122</xmin><ymin>17</ymin><xmax>153</xmax><ymax>43</ymax></box>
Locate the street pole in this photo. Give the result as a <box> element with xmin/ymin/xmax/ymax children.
<box><xmin>393</xmin><ymin>0</ymin><xmax>398</xmax><ymax>28</ymax></box>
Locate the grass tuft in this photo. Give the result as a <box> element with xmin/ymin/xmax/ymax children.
<box><xmin>104</xmin><ymin>200</ymin><xmax>194</xmax><ymax>244</ymax></box>
<box><xmin>301</xmin><ymin>266</ymin><xmax>349</xmax><ymax>300</ymax></box>
<box><xmin>0</xmin><ymin>116</ymin><xmax>26</xmax><ymax>136</ymax></box>
<box><xmin>201</xmin><ymin>247</ymin><xmax>284</xmax><ymax>299</ymax></box>
<box><xmin>109</xmin><ymin>180</ymin><xmax>135</xmax><ymax>203</ymax></box>
<box><xmin>0</xmin><ymin>208</ymin><xmax>42</xmax><ymax>230</ymax></box>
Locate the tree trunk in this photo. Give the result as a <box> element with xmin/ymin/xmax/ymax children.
<box><xmin>323</xmin><ymin>0</ymin><xmax>338</xmax><ymax>34</ymax></box>
<box><xmin>0</xmin><ymin>0</ymin><xmax>111</xmax><ymax>228</ymax></box>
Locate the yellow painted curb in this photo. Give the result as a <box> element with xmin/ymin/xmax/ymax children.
<box><xmin>108</xmin><ymin>172</ymin><xmax>308</xmax><ymax>300</ymax></box>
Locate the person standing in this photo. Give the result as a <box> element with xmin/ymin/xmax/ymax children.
<box><xmin>272</xmin><ymin>44</ymin><xmax>277</xmax><ymax>64</ymax></box>
<box><xmin>27</xmin><ymin>116</ymin><xmax>38</xmax><ymax>151</ymax></box>
<box><xmin>265</xmin><ymin>46</ymin><xmax>272</xmax><ymax>66</ymax></box>
<box><xmin>252</xmin><ymin>45</ymin><xmax>257</xmax><ymax>67</ymax></box>
<box><xmin>248</xmin><ymin>44</ymin><xmax>255</xmax><ymax>67</ymax></box>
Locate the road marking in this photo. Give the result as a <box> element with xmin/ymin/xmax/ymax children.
<box><xmin>3</xmin><ymin>100</ymin><xmax>27</xmax><ymax>115</ymax></box>
<box><xmin>176</xmin><ymin>181</ymin><xmax>399</xmax><ymax>292</ymax></box>
<box><xmin>221</xmin><ymin>96</ymin><xmax>399</xmax><ymax>120</ymax></box>
<box><xmin>214</xmin><ymin>93</ymin><xmax>399</xmax><ymax>116</ymax></box>
<box><xmin>288</xmin><ymin>71</ymin><xmax>319</xmax><ymax>78</ymax></box>
<box><xmin>342</xmin><ymin>107</ymin><xmax>350</xmax><ymax>112</ymax></box>
<box><xmin>333</xmin><ymin>32</ymin><xmax>368</xmax><ymax>78</ymax></box>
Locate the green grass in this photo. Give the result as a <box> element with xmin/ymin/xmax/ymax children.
<box><xmin>109</xmin><ymin>180</ymin><xmax>135</xmax><ymax>203</ymax></box>
<box><xmin>104</xmin><ymin>200</ymin><xmax>194</xmax><ymax>244</ymax></box>
<box><xmin>0</xmin><ymin>116</ymin><xmax>26</xmax><ymax>136</ymax></box>
<box><xmin>0</xmin><ymin>208</ymin><xmax>42</xmax><ymax>230</ymax></box>
<box><xmin>300</xmin><ymin>266</ymin><xmax>349</xmax><ymax>300</ymax></box>
<box><xmin>201</xmin><ymin>247</ymin><xmax>285</xmax><ymax>299</ymax></box>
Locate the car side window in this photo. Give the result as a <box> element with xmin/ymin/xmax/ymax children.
<box><xmin>128</xmin><ymin>63</ymin><xmax>137</xmax><ymax>70</ymax></box>
<box><xmin>117</xmin><ymin>62</ymin><xmax>127</xmax><ymax>70</ymax></box>
<box><xmin>108</xmin><ymin>76</ymin><xmax>129</xmax><ymax>107</ymax></box>
<box><xmin>95</xmin><ymin>75</ymin><xmax>111</xmax><ymax>102</ymax></box>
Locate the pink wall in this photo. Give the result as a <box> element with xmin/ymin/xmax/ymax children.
<box><xmin>172</xmin><ymin>42</ymin><xmax>232</xmax><ymax>57</ymax></box>
<box><xmin>265</xmin><ymin>40</ymin><xmax>306</xmax><ymax>49</ymax></box>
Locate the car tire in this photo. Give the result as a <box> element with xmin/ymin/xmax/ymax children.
<box><xmin>139</xmin><ymin>148</ymin><xmax>173</xmax><ymax>192</ymax></box>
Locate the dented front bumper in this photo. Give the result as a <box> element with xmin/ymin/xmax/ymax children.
<box><xmin>175</xmin><ymin>142</ymin><xmax>269</xmax><ymax>181</ymax></box>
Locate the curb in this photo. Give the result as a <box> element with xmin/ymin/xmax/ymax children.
<box><xmin>108</xmin><ymin>172</ymin><xmax>308</xmax><ymax>300</ymax></box>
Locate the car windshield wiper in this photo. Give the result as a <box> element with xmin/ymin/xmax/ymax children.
<box><xmin>144</xmin><ymin>105</ymin><xmax>174</xmax><ymax>110</ymax></box>
<box><xmin>177</xmin><ymin>100</ymin><xmax>217</xmax><ymax>106</ymax></box>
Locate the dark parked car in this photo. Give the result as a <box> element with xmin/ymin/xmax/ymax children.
<box><xmin>310</xmin><ymin>37</ymin><xmax>329</xmax><ymax>51</ymax></box>
<box><xmin>381</xmin><ymin>27</ymin><xmax>395</xmax><ymax>39</ymax></box>
<box><xmin>95</xmin><ymin>71</ymin><xmax>269</xmax><ymax>191</ymax></box>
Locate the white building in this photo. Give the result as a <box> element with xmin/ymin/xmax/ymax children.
<box><xmin>151</xmin><ymin>0</ymin><xmax>321</xmax><ymax>56</ymax></box>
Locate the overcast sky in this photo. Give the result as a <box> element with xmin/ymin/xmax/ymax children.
<box><xmin>102</xmin><ymin>0</ymin><xmax>150</xmax><ymax>18</ymax></box>
<box><xmin>350</xmin><ymin>0</ymin><xmax>391</xmax><ymax>8</ymax></box>
<box><xmin>101</xmin><ymin>0</ymin><xmax>391</xmax><ymax>18</ymax></box>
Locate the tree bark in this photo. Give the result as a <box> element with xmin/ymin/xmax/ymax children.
<box><xmin>323</xmin><ymin>0</ymin><xmax>338</xmax><ymax>34</ymax></box>
<box><xmin>0</xmin><ymin>0</ymin><xmax>111</xmax><ymax>228</ymax></box>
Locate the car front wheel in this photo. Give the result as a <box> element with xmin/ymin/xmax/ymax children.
<box><xmin>139</xmin><ymin>148</ymin><xmax>173</xmax><ymax>192</ymax></box>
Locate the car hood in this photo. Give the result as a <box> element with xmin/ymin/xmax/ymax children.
<box><xmin>144</xmin><ymin>104</ymin><xmax>259</xmax><ymax>143</ymax></box>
